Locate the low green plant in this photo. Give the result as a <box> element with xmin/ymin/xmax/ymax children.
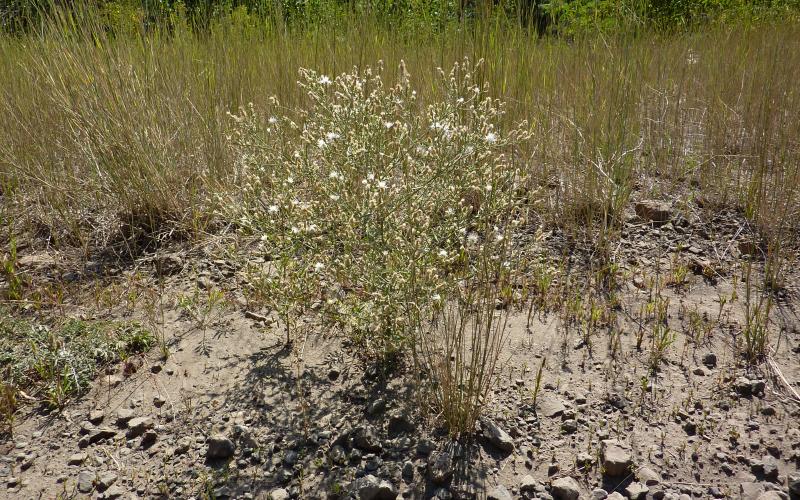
<box><xmin>0</xmin><ymin>313</ymin><xmax>153</xmax><ymax>408</ymax></box>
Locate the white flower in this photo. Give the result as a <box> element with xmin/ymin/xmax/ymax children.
<box><xmin>438</xmin><ymin>249</ymin><xmax>448</xmax><ymax>258</ymax></box>
<box><xmin>317</xmin><ymin>138</ymin><xmax>327</xmax><ymax>148</ymax></box>
<box><xmin>467</xmin><ymin>233</ymin><xmax>480</xmax><ymax>245</ymax></box>
<box><xmin>287</xmin><ymin>176</ymin><xmax>294</xmax><ymax>184</ymax></box>
<box><xmin>319</xmin><ymin>75</ymin><xmax>332</xmax><ymax>85</ymax></box>
<box><xmin>367</xmin><ymin>173</ymin><xmax>375</xmax><ymax>181</ymax></box>
<box><xmin>268</xmin><ymin>205</ymin><xmax>279</xmax><ymax>214</ymax></box>
<box><xmin>377</xmin><ymin>180</ymin><xmax>388</xmax><ymax>190</ymax></box>
<box><xmin>268</xmin><ymin>116</ymin><xmax>278</xmax><ymax>124</ymax></box>
<box><xmin>384</xmin><ymin>121</ymin><xmax>394</xmax><ymax>129</ymax></box>
<box><xmin>329</xmin><ymin>170</ymin><xmax>342</xmax><ymax>180</ymax></box>
<box><xmin>326</xmin><ymin>132</ymin><xmax>340</xmax><ymax>141</ymax></box>
<box><xmin>314</xmin><ymin>262</ymin><xmax>325</xmax><ymax>272</ymax></box>
<box><xmin>432</xmin><ymin>293</ymin><xmax>442</xmax><ymax>301</ymax></box>
<box><xmin>291</xmin><ymin>226</ymin><xmax>300</xmax><ymax>234</ymax></box>
<box><xmin>484</xmin><ymin>132</ymin><xmax>498</xmax><ymax>143</ymax></box>
<box><xmin>485</xmin><ymin>184</ymin><xmax>493</xmax><ymax>192</ymax></box>
<box><xmin>329</xmin><ymin>194</ymin><xmax>340</xmax><ymax>201</ymax></box>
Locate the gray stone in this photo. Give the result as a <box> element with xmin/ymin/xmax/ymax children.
<box><xmin>624</xmin><ymin>482</ymin><xmax>648</xmax><ymax>500</ymax></box>
<box><xmin>140</xmin><ymin>429</ymin><xmax>157</xmax><ymax>448</ymax></box>
<box><xmin>88</xmin><ymin>427</ymin><xmax>117</xmax><ymax>445</ymax></box>
<box><xmin>352</xmin><ymin>474</ymin><xmax>396</xmax><ymax>500</ymax></box>
<box><xmin>741</xmin><ymin>482</ymin><xmax>765</xmax><ymax>500</ymax></box>
<box><xmin>551</xmin><ymin>476</ymin><xmax>581</xmax><ymax>500</ymax></box>
<box><xmin>637</xmin><ymin>466</ymin><xmax>660</xmax><ymax>486</ymax></box>
<box><xmin>115</xmin><ymin>408</ymin><xmax>135</xmax><ymax>427</ymax></box>
<box><xmin>104</xmin><ymin>485</ymin><xmax>125</xmax><ymax>499</ymax></box>
<box><xmin>601</xmin><ymin>439</ymin><xmax>633</xmax><ymax>477</ymax></box>
<box><xmin>607</xmin><ymin>493</ymin><xmax>626</xmax><ymax>500</ymax></box>
<box><xmin>488</xmin><ymin>485</ymin><xmax>513</xmax><ymax>500</ymax></box>
<box><xmin>77</xmin><ymin>470</ymin><xmax>94</xmax><ymax>493</ymax></box>
<box><xmin>67</xmin><ymin>452</ymin><xmax>87</xmax><ymax>466</ymax></box>
<box><xmin>206</xmin><ymin>435</ymin><xmax>236</xmax><ymax>460</ymax></box>
<box><xmin>519</xmin><ymin>474</ymin><xmax>538</xmax><ymax>494</ymax></box>
<box><xmin>270</xmin><ymin>488</ymin><xmax>290</xmax><ymax>500</ymax></box>
<box><xmin>591</xmin><ymin>488</ymin><xmax>609</xmax><ymax>499</ymax></box>
<box><xmin>788</xmin><ymin>473</ymin><xmax>800</xmax><ymax>496</ymax></box>
<box><xmin>125</xmin><ymin>417</ymin><xmax>153</xmax><ymax>439</ymax></box>
<box><xmin>88</xmin><ymin>410</ymin><xmax>105</xmax><ymax>425</ymax></box>
<box><xmin>482</xmin><ymin>419</ymin><xmax>514</xmax><ymax>453</ymax></box>
<box><xmin>756</xmin><ymin>493</ymin><xmax>785</xmax><ymax>500</ymax></box>
<box><xmin>98</xmin><ymin>471</ymin><xmax>117</xmax><ymax>490</ymax></box>
<box><xmin>428</xmin><ymin>450</ymin><xmax>454</xmax><ymax>484</ymax></box>
<box><xmin>537</xmin><ymin>393</ymin><xmax>566</xmax><ymax>418</ymax></box>
<box><xmin>352</xmin><ymin>425</ymin><xmax>382</xmax><ymax>453</ymax></box>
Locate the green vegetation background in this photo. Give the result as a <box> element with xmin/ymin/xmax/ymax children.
<box><xmin>3</xmin><ymin>0</ymin><xmax>800</xmax><ymax>35</ymax></box>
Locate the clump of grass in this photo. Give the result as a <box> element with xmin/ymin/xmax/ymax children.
<box><xmin>0</xmin><ymin>313</ymin><xmax>153</xmax><ymax>416</ymax></box>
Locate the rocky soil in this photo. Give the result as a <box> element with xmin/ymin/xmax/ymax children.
<box><xmin>2</xmin><ymin>201</ymin><xmax>800</xmax><ymax>500</ymax></box>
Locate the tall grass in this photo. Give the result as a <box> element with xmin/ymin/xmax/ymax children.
<box><xmin>1</xmin><ymin>9</ymin><xmax>798</xmax><ymax>253</ymax></box>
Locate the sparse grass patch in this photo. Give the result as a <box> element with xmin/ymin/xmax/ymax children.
<box><xmin>0</xmin><ymin>311</ymin><xmax>153</xmax><ymax>422</ymax></box>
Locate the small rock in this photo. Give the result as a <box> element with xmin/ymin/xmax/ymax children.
<box><xmin>141</xmin><ymin>429</ymin><xmax>158</xmax><ymax>448</ymax></box>
<box><xmin>352</xmin><ymin>474</ymin><xmax>396</xmax><ymax>500</ymax></box>
<box><xmin>153</xmin><ymin>395</ymin><xmax>167</xmax><ymax>408</ymax></box>
<box><xmin>635</xmin><ymin>200</ymin><xmax>672</xmax><ymax>224</ymax></box>
<box><xmin>601</xmin><ymin>439</ymin><xmax>633</xmax><ymax>477</ymax></box>
<box><xmin>487</xmin><ymin>485</ymin><xmax>512</xmax><ymax>500</ymax></box>
<box><xmin>607</xmin><ymin>493</ymin><xmax>626</xmax><ymax>500</ymax></box>
<box><xmin>88</xmin><ymin>410</ymin><xmax>105</xmax><ymax>425</ymax></box>
<box><xmin>482</xmin><ymin>419</ymin><xmax>514</xmax><ymax>453</ymax></box>
<box><xmin>402</xmin><ymin>461</ymin><xmax>414</xmax><ymax>482</ymax></box>
<box><xmin>104</xmin><ymin>485</ymin><xmax>125</xmax><ymax>499</ymax></box>
<box><xmin>788</xmin><ymin>473</ymin><xmax>800</xmax><ymax>496</ymax></box>
<box><xmin>98</xmin><ymin>471</ymin><xmax>117</xmax><ymax>490</ymax></box>
<box><xmin>519</xmin><ymin>474</ymin><xmax>538</xmax><ymax>494</ymax></box>
<box><xmin>590</xmin><ymin>488</ymin><xmax>609</xmax><ymax>500</ymax></box>
<box><xmin>551</xmin><ymin>476</ymin><xmax>581</xmax><ymax>500</ymax></box>
<box><xmin>206</xmin><ymin>435</ymin><xmax>236</xmax><ymax>460</ymax></box>
<box><xmin>352</xmin><ymin>425</ymin><xmax>382</xmax><ymax>453</ymax></box>
<box><xmin>624</xmin><ymin>482</ymin><xmax>648</xmax><ymax>500</ymax></box>
<box><xmin>88</xmin><ymin>427</ymin><xmax>118</xmax><ymax>445</ymax></box>
<box><xmin>740</xmin><ymin>482</ymin><xmax>765</xmax><ymax>499</ymax></box>
<box><xmin>270</xmin><ymin>488</ymin><xmax>290</xmax><ymax>500</ymax></box>
<box><xmin>428</xmin><ymin>450</ymin><xmax>454</xmax><ymax>484</ymax></box>
<box><xmin>636</xmin><ymin>466</ymin><xmax>660</xmax><ymax>486</ymax></box>
<box><xmin>756</xmin><ymin>493</ymin><xmax>785</xmax><ymax>500</ymax></box>
<box><xmin>125</xmin><ymin>417</ymin><xmax>153</xmax><ymax>439</ymax></box>
<box><xmin>537</xmin><ymin>393</ymin><xmax>566</xmax><ymax>418</ymax></box>
<box><xmin>702</xmin><ymin>352</ymin><xmax>717</xmax><ymax>368</ymax></box>
<box><xmin>77</xmin><ymin>470</ymin><xmax>94</xmax><ymax>493</ymax></box>
<box><xmin>115</xmin><ymin>409</ymin><xmax>135</xmax><ymax>427</ymax></box>
<box><xmin>67</xmin><ymin>452</ymin><xmax>87</xmax><ymax>466</ymax></box>
<box><xmin>561</xmin><ymin>419</ymin><xmax>578</xmax><ymax>434</ymax></box>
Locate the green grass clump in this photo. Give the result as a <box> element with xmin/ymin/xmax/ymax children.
<box><xmin>0</xmin><ymin>313</ymin><xmax>153</xmax><ymax>419</ymax></box>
